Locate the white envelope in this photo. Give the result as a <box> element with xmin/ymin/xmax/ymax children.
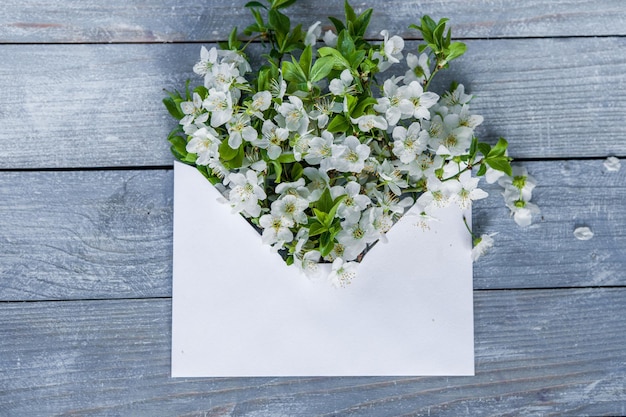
<box><xmin>171</xmin><ymin>161</ymin><xmax>474</xmax><ymax>377</ymax></box>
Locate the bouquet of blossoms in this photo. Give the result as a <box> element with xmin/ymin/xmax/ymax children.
<box><xmin>164</xmin><ymin>0</ymin><xmax>536</xmax><ymax>286</ymax></box>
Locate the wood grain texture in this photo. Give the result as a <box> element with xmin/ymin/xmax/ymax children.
<box><xmin>0</xmin><ymin>159</ymin><xmax>623</xmax><ymax>301</ymax></box>
<box><xmin>473</xmin><ymin>158</ymin><xmax>626</xmax><ymax>290</ymax></box>
<box><xmin>1</xmin><ymin>37</ymin><xmax>626</xmax><ymax>169</ymax></box>
<box><xmin>0</xmin><ymin>169</ymin><xmax>173</xmax><ymax>301</ymax></box>
<box><xmin>1</xmin><ymin>0</ymin><xmax>626</xmax><ymax>43</ymax></box>
<box><xmin>1</xmin><ymin>289</ymin><xmax>625</xmax><ymax>416</ymax></box>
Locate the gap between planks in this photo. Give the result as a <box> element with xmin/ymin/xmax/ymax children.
<box><xmin>1</xmin><ymin>33</ymin><xmax>626</xmax><ymax>47</ymax></box>
<box><xmin>0</xmin><ymin>156</ymin><xmax>622</xmax><ymax>173</ymax></box>
<box><xmin>2</xmin><ymin>285</ymin><xmax>625</xmax><ymax>305</ymax></box>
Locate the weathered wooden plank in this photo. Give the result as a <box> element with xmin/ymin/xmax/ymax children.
<box><xmin>473</xmin><ymin>158</ymin><xmax>626</xmax><ymax>289</ymax></box>
<box><xmin>0</xmin><ymin>43</ymin><xmax>182</xmax><ymax>169</ymax></box>
<box><xmin>2</xmin><ymin>0</ymin><xmax>626</xmax><ymax>43</ymax></box>
<box><xmin>0</xmin><ymin>169</ymin><xmax>173</xmax><ymax>301</ymax></box>
<box><xmin>1</xmin><ymin>37</ymin><xmax>625</xmax><ymax>169</ymax></box>
<box><xmin>0</xmin><ymin>159</ymin><xmax>624</xmax><ymax>301</ymax></box>
<box><xmin>1</xmin><ymin>289</ymin><xmax>625</xmax><ymax>416</ymax></box>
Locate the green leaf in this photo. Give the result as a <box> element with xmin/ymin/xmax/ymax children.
<box><xmin>218</xmin><ymin>140</ymin><xmax>239</xmax><ymax>161</ymax></box>
<box><xmin>446</xmin><ymin>41</ymin><xmax>466</xmax><ymax>61</ymax></box>
<box><xmin>272</xmin><ymin>0</ymin><xmax>297</xmax><ymax>9</ymax></box>
<box><xmin>326</xmin><ymin>195</ymin><xmax>346</xmax><ymax>225</ymax></box>
<box><xmin>477</xmin><ymin>142</ymin><xmax>491</xmax><ymax>157</ymax></box>
<box><xmin>257</xmin><ymin>67</ymin><xmax>270</xmax><ymax>91</ymax></box>
<box><xmin>281</xmin><ymin>59</ymin><xmax>307</xmax><ymax>83</ymax></box>
<box><xmin>353</xmin><ymin>8</ymin><xmax>373</xmax><ymax>37</ymax></box>
<box><xmin>408</xmin><ymin>23</ymin><xmax>421</xmax><ymax>32</ymax></box>
<box><xmin>410</xmin><ymin>24</ymin><xmax>430</xmax><ymax>44</ymax></box>
<box><xmin>337</xmin><ymin>30</ymin><xmax>356</xmax><ymax>56</ymax></box>
<box><xmin>228</xmin><ymin>26</ymin><xmax>240</xmax><ymax>49</ymax></box>
<box><xmin>245</xmin><ymin>1</ymin><xmax>267</xmax><ymax>9</ymax></box>
<box><xmin>250</xmin><ymin>8</ymin><xmax>265</xmax><ymax>28</ymax></box>
<box><xmin>281</xmin><ymin>23</ymin><xmax>303</xmax><ymax>53</ymax></box>
<box><xmin>476</xmin><ymin>163</ymin><xmax>487</xmax><ymax>177</ymax></box>
<box><xmin>314</xmin><ymin>208</ymin><xmax>329</xmax><ymax>224</ymax></box>
<box><xmin>488</xmin><ymin>137</ymin><xmax>509</xmax><ymax>158</ymax></box>
<box><xmin>344</xmin><ymin>0</ymin><xmax>357</xmax><ymax>24</ymax></box>
<box><xmin>421</xmin><ymin>15</ymin><xmax>438</xmax><ymax>33</ymax></box>
<box><xmin>328</xmin><ymin>16</ymin><xmax>345</xmax><ymax>33</ymax></box>
<box><xmin>168</xmin><ymin>136</ymin><xmax>188</xmax><ymax>161</ymax></box>
<box><xmin>225</xmin><ymin>146</ymin><xmax>245</xmax><ymax>169</ymax></box>
<box><xmin>348</xmin><ymin>49</ymin><xmax>366</xmax><ymax>69</ymax></box>
<box><xmin>433</xmin><ymin>18</ymin><xmax>449</xmax><ymax>48</ymax></box>
<box><xmin>299</xmin><ymin>45</ymin><xmax>313</xmax><ymax>78</ymax></box>
<box><xmin>244</xmin><ymin>23</ymin><xmax>261</xmax><ymax>36</ymax></box>
<box><xmin>469</xmin><ymin>136</ymin><xmax>478</xmax><ymax>158</ymax></box>
<box><xmin>182</xmin><ymin>152</ymin><xmax>197</xmax><ymax>164</ymax></box>
<box><xmin>486</xmin><ymin>156</ymin><xmax>512</xmax><ymax>176</ymax></box>
<box><xmin>310</xmin><ymin>56</ymin><xmax>335</xmax><ymax>82</ymax></box>
<box><xmin>319</xmin><ymin>232</ymin><xmax>335</xmax><ymax>257</ymax></box>
<box><xmin>277</xmin><ymin>152</ymin><xmax>296</xmax><ymax>163</ymax></box>
<box><xmin>328</xmin><ymin>222</ymin><xmax>342</xmax><ymax>239</ymax></box>
<box><xmin>163</xmin><ymin>96</ymin><xmax>183</xmax><ymax>119</ymax></box>
<box><xmin>318</xmin><ymin>46</ymin><xmax>351</xmax><ymax>69</ymax></box>
<box><xmin>291</xmin><ymin>162</ymin><xmax>303</xmax><ymax>180</ymax></box>
<box><xmin>309</xmin><ymin>221</ymin><xmax>326</xmax><ymax>237</ymax></box>
<box><xmin>352</xmin><ymin>96</ymin><xmax>377</xmax><ymax>118</ymax></box>
<box><xmin>326</xmin><ymin>114</ymin><xmax>350</xmax><ymax>133</ymax></box>
<box><xmin>268</xmin><ymin>9</ymin><xmax>290</xmax><ymax>34</ymax></box>
<box><xmin>269</xmin><ymin>160</ymin><xmax>283</xmax><ymax>182</ymax></box>
<box><xmin>192</xmin><ymin>85</ymin><xmax>209</xmax><ymax>100</ymax></box>
<box><xmin>316</xmin><ymin>188</ymin><xmax>334</xmax><ymax>213</ymax></box>
<box><xmin>167</xmin><ymin>131</ymin><xmax>186</xmax><ymax>150</ymax></box>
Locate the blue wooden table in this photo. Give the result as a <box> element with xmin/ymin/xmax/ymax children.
<box><xmin>1</xmin><ymin>1</ymin><xmax>625</xmax><ymax>415</ymax></box>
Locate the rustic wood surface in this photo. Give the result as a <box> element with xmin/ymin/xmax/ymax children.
<box><xmin>1</xmin><ymin>290</ymin><xmax>625</xmax><ymax>416</ymax></box>
<box><xmin>2</xmin><ymin>37</ymin><xmax>626</xmax><ymax>168</ymax></box>
<box><xmin>1</xmin><ymin>0</ymin><xmax>625</xmax><ymax>415</ymax></box>
<box><xmin>0</xmin><ymin>159</ymin><xmax>623</xmax><ymax>301</ymax></box>
<box><xmin>2</xmin><ymin>0</ymin><xmax>626</xmax><ymax>43</ymax></box>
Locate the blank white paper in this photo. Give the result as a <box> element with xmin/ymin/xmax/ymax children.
<box><xmin>171</xmin><ymin>161</ymin><xmax>474</xmax><ymax>377</ymax></box>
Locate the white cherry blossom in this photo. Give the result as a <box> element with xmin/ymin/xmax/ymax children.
<box><xmin>350</xmin><ymin>114</ymin><xmax>388</xmax><ymax>132</ymax></box>
<box><xmin>203</xmin><ymin>88</ymin><xmax>233</xmax><ymax>128</ymax></box>
<box><xmin>193</xmin><ymin>46</ymin><xmax>218</xmax><ymax>76</ymax></box>
<box><xmin>336</xmin><ymin>216</ymin><xmax>379</xmax><ymax>261</ymax></box>
<box><xmin>227</xmin><ymin>113</ymin><xmax>257</xmax><ymax>149</ymax></box>
<box><xmin>304</xmin><ymin>21</ymin><xmax>322</xmax><ymax>46</ymax></box>
<box><xmin>259</xmin><ymin>213</ymin><xmax>294</xmax><ymax>246</ymax></box>
<box><xmin>329</xmin><ymin>69</ymin><xmax>355</xmax><ymax>96</ymax></box>
<box><xmin>227</xmin><ymin>169</ymin><xmax>266</xmax><ymax>217</ymax></box>
<box><xmin>261</xmin><ymin>120</ymin><xmax>289</xmax><ymax>160</ymax></box>
<box><xmin>392</xmin><ymin>122</ymin><xmax>428</xmax><ymax>163</ymax></box>
<box><xmin>472</xmin><ymin>233</ymin><xmax>496</xmax><ymax>261</ymax></box>
<box><xmin>402</xmin><ymin>81</ymin><xmax>439</xmax><ymax>120</ymax></box>
<box><xmin>271</xmin><ymin>194</ymin><xmax>309</xmax><ymax>224</ymax></box>
<box><xmin>186</xmin><ymin>126</ymin><xmax>221</xmax><ymax>165</ymax></box>
<box><xmin>276</xmin><ymin>95</ymin><xmax>309</xmax><ymax>134</ymax></box>
<box><xmin>180</xmin><ymin>92</ymin><xmax>209</xmax><ymax>127</ymax></box>
<box><xmin>248</xmin><ymin>90</ymin><xmax>272</xmax><ymax>119</ymax></box>
<box><xmin>330</xmin><ymin>135</ymin><xmax>371</xmax><ymax>173</ymax></box>
<box><xmin>328</xmin><ymin>258</ymin><xmax>358</xmax><ymax>288</ymax></box>
<box><xmin>331</xmin><ymin>181</ymin><xmax>372</xmax><ymax>224</ymax></box>
<box><xmin>404</xmin><ymin>52</ymin><xmax>430</xmax><ymax>85</ymax></box>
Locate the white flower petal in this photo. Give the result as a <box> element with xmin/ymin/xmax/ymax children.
<box><xmin>574</xmin><ymin>226</ymin><xmax>594</xmax><ymax>240</ymax></box>
<box><xmin>604</xmin><ymin>156</ymin><xmax>621</xmax><ymax>172</ymax></box>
